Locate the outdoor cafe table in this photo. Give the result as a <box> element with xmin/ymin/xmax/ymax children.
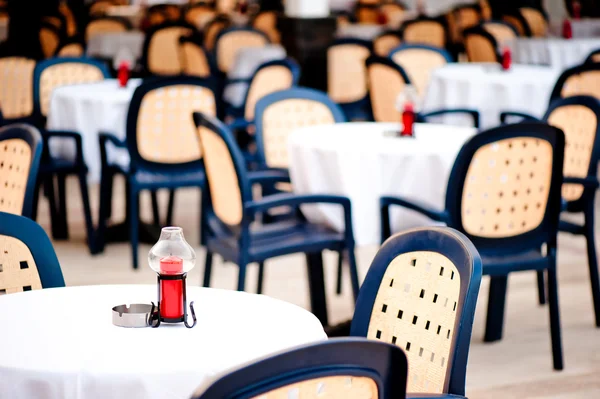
<box><xmin>0</xmin><ymin>285</ymin><xmax>326</xmax><ymax>399</ymax></box>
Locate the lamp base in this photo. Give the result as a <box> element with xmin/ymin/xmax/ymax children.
<box><xmin>150</xmin><ymin>273</ymin><xmax>197</xmax><ymax>328</ymax></box>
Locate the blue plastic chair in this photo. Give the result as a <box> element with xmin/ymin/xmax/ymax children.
<box><xmin>0</xmin><ymin>124</ymin><xmax>42</xmax><ymax>218</ymax></box>
<box><xmin>463</xmin><ymin>26</ymin><xmax>502</xmax><ymax>63</ymax></box>
<box><xmin>214</xmin><ymin>26</ymin><xmax>270</xmax><ymax>75</ymax></box>
<box><xmin>191</xmin><ymin>338</ymin><xmax>408</xmax><ymax>399</ymax></box>
<box><xmin>380</xmin><ymin>123</ymin><xmax>566</xmax><ymax>370</ymax></box>
<box><xmin>97</xmin><ymin>76</ymin><xmax>219</xmax><ymax>268</ymax></box>
<box><xmin>32</xmin><ymin>57</ymin><xmax>111</xmax><ymax>253</ymax></box>
<box><xmin>225</xmin><ymin>58</ymin><xmax>300</xmax><ymax>132</ymax></box>
<box><xmin>194</xmin><ymin>113</ymin><xmax>359</xmax><ymax>327</ymax></box>
<box><xmin>585</xmin><ymin>48</ymin><xmax>600</xmax><ymax>64</ymax></box>
<box><xmin>0</xmin><ymin>57</ymin><xmax>36</xmax><ymax>125</ymax></box>
<box><xmin>0</xmin><ymin>211</ymin><xmax>65</xmax><ymax>294</ymax></box>
<box><xmin>140</xmin><ymin>21</ymin><xmax>197</xmax><ymax>76</ymax></box>
<box><xmin>351</xmin><ymin>227</ymin><xmax>481</xmax><ymax>398</ymax></box>
<box><xmin>399</xmin><ymin>17</ymin><xmax>448</xmax><ymax>48</ymax></box>
<box><xmin>327</xmin><ymin>38</ymin><xmax>373</xmax><ymax>121</ymax></box>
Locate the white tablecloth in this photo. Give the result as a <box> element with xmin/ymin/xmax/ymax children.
<box><xmin>506</xmin><ymin>38</ymin><xmax>600</xmax><ymax>71</ymax></box>
<box><xmin>549</xmin><ymin>19</ymin><xmax>600</xmax><ymax>39</ymax></box>
<box><xmin>402</xmin><ymin>0</ymin><xmax>475</xmax><ymax>16</ymax></box>
<box><xmin>87</xmin><ymin>31</ymin><xmax>145</xmax><ymax>67</ymax></box>
<box><xmin>422</xmin><ymin>63</ymin><xmax>560</xmax><ymax>129</ymax></box>
<box><xmin>0</xmin><ymin>285</ymin><xmax>326</xmax><ymax>399</ymax></box>
<box><xmin>288</xmin><ymin>122</ymin><xmax>476</xmax><ymax>246</ymax></box>
<box><xmin>223</xmin><ymin>45</ymin><xmax>286</xmax><ymax>108</ymax></box>
<box><xmin>47</xmin><ymin>79</ymin><xmax>142</xmax><ymax>182</ymax></box>
<box><xmin>336</xmin><ymin>24</ymin><xmax>385</xmax><ymax>40</ymax></box>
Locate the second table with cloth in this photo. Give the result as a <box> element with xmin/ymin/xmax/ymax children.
<box><xmin>506</xmin><ymin>37</ymin><xmax>600</xmax><ymax>71</ymax></box>
<box><xmin>288</xmin><ymin>122</ymin><xmax>477</xmax><ymax>246</ymax></box>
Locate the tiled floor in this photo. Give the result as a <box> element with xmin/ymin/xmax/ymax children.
<box><xmin>38</xmin><ymin>178</ymin><xmax>600</xmax><ymax>398</ymax></box>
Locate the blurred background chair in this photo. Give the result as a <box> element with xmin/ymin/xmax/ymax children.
<box><xmin>399</xmin><ymin>17</ymin><xmax>447</xmax><ymax>49</ymax></box>
<box><xmin>141</xmin><ymin>21</ymin><xmax>195</xmax><ymax>76</ymax></box>
<box><xmin>183</xmin><ymin>2</ymin><xmax>216</xmax><ymax>30</ymax></box>
<box><xmin>214</xmin><ymin>27</ymin><xmax>270</xmax><ymax>76</ymax></box>
<box><xmin>203</xmin><ymin>15</ymin><xmax>232</xmax><ymax>52</ymax></box>
<box><xmin>194</xmin><ymin>113</ymin><xmax>358</xmax><ymax>327</ymax></box>
<box><xmin>479</xmin><ymin>20</ymin><xmax>519</xmax><ymax>46</ymax></box>
<box><xmin>85</xmin><ymin>16</ymin><xmax>132</xmax><ymax>43</ymax></box>
<box><xmin>251</xmin><ymin>10</ymin><xmax>280</xmax><ymax>43</ymax></box>
<box><xmin>351</xmin><ymin>227</ymin><xmax>482</xmax><ymax>398</ymax></box>
<box><xmin>463</xmin><ymin>26</ymin><xmax>501</xmax><ymax>63</ymax></box>
<box><xmin>373</xmin><ymin>30</ymin><xmax>402</xmax><ymax>57</ymax></box>
<box><xmin>380</xmin><ymin>123</ymin><xmax>566</xmax><ymax>370</ymax></box>
<box><xmin>502</xmin><ymin>7</ymin><xmax>548</xmax><ymax>37</ymax></box>
<box><xmin>190</xmin><ymin>338</ymin><xmax>408</xmax><ymax>399</ymax></box>
<box><xmin>179</xmin><ymin>34</ymin><xmax>217</xmax><ymax>78</ymax></box>
<box><xmin>55</xmin><ymin>39</ymin><xmax>85</xmax><ymax>57</ymax></box>
<box><xmin>0</xmin><ymin>56</ymin><xmax>36</xmax><ymax>124</ymax></box>
<box><xmin>0</xmin><ymin>211</ymin><xmax>65</xmax><ymax>294</ymax></box>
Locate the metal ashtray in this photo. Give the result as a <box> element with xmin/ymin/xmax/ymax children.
<box><xmin>112</xmin><ymin>304</ymin><xmax>156</xmax><ymax>328</ymax></box>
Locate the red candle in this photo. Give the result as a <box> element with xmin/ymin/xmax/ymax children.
<box><xmin>562</xmin><ymin>19</ymin><xmax>573</xmax><ymax>39</ymax></box>
<box><xmin>401</xmin><ymin>102</ymin><xmax>415</xmax><ymax>137</ymax></box>
<box><xmin>501</xmin><ymin>46</ymin><xmax>512</xmax><ymax>71</ymax></box>
<box><xmin>118</xmin><ymin>61</ymin><xmax>130</xmax><ymax>88</ymax></box>
<box><xmin>159</xmin><ymin>256</ymin><xmax>184</xmax><ymax>320</ymax></box>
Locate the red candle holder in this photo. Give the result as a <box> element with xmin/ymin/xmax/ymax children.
<box><xmin>562</xmin><ymin>19</ymin><xmax>573</xmax><ymax>39</ymax></box>
<box><xmin>148</xmin><ymin>227</ymin><xmax>196</xmax><ymax>328</ymax></box>
<box><xmin>501</xmin><ymin>46</ymin><xmax>512</xmax><ymax>71</ymax></box>
<box><xmin>401</xmin><ymin>102</ymin><xmax>415</xmax><ymax>137</ymax></box>
<box><xmin>117</xmin><ymin>61</ymin><xmax>130</xmax><ymax>88</ymax></box>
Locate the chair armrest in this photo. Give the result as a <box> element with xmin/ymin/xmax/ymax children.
<box><xmin>248</xmin><ymin>170</ymin><xmax>291</xmax><ymax>187</ymax></box>
<box><xmin>408</xmin><ymin>394</ymin><xmax>466</xmax><ymax>399</ymax></box>
<box><xmin>98</xmin><ymin>132</ymin><xmax>126</xmax><ymax>169</ymax></box>
<box><xmin>563</xmin><ymin>176</ymin><xmax>599</xmax><ymax>189</ymax></box>
<box><xmin>225</xmin><ymin>77</ymin><xmax>252</xmax><ymax>85</ymax></box>
<box><xmin>44</xmin><ymin>130</ymin><xmax>84</xmax><ymax>164</ymax></box>
<box><xmin>381</xmin><ymin>196</ymin><xmax>448</xmax><ymax>223</ymax></box>
<box><xmin>418</xmin><ymin>108</ymin><xmax>480</xmax><ymax>128</ymax></box>
<box><xmin>227</xmin><ymin>118</ymin><xmax>252</xmax><ymax>131</ymax></box>
<box><xmin>499</xmin><ymin>111</ymin><xmax>540</xmax><ymax>124</ymax></box>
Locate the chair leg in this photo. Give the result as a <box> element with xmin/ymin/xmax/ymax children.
<box><xmin>57</xmin><ymin>173</ymin><xmax>69</xmax><ymax>239</ymax></box>
<box><xmin>166</xmin><ymin>189</ymin><xmax>176</xmax><ymax>226</ymax></box>
<box><xmin>335</xmin><ymin>251</ymin><xmax>343</xmax><ymax>295</ymax></box>
<box><xmin>77</xmin><ymin>170</ymin><xmax>95</xmax><ymax>253</ymax></box>
<box><xmin>257</xmin><ymin>262</ymin><xmax>265</xmax><ymax>294</ymax></box>
<box><xmin>347</xmin><ymin>247</ymin><xmax>360</xmax><ymax>301</ymax></box>
<box><xmin>237</xmin><ymin>261</ymin><xmax>248</xmax><ymax>292</ymax></box>
<box><xmin>95</xmin><ymin>169</ymin><xmax>113</xmax><ymax>254</ymax></box>
<box><xmin>584</xmin><ymin>204</ymin><xmax>600</xmax><ymax>327</ymax></box>
<box><xmin>547</xmin><ymin>267</ymin><xmax>564</xmax><ymax>370</ymax></box>
<box><xmin>45</xmin><ymin>176</ymin><xmax>66</xmax><ymax>240</ymax></box>
<box><xmin>203</xmin><ymin>251</ymin><xmax>213</xmax><ymax>287</ymax></box>
<box><xmin>151</xmin><ymin>190</ymin><xmax>160</xmax><ymax>226</ymax></box>
<box><xmin>305</xmin><ymin>252</ymin><xmax>329</xmax><ymax>327</ymax></box>
<box><xmin>31</xmin><ymin>180</ymin><xmax>42</xmax><ymax>221</ymax></box>
<box><xmin>484</xmin><ymin>275</ymin><xmax>508</xmax><ymax>343</ymax></box>
<box><xmin>537</xmin><ymin>270</ymin><xmax>547</xmax><ymax>305</ymax></box>
<box><xmin>129</xmin><ymin>186</ymin><xmax>140</xmax><ymax>269</ymax></box>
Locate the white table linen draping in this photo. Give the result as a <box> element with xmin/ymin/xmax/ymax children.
<box><xmin>402</xmin><ymin>0</ymin><xmax>476</xmax><ymax>16</ymax></box>
<box><xmin>46</xmin><ymin>79</ymin><xmax>142</xmax><ymax>182</ymax></box>
<box><xmin>422</xmin><ymin>63</ymin><xmax>560</xmax><ymax>129</ymax></box>
<box><xmin>336</xmin><ymin>24</ymin><xmax>386</xmax><ymax>40</ymax></box>
<box><xmin>549</xmin><ymin>19</ymin><xmax>600</xmax><ymax>38</ymax></box>
<box><xmin>0</xmin><ymin>285</ymin><xmax>326</xmax><ymax>399</ymax></box>
<box><xmin>288</xmin><ymin>122</ymin><xmax>476</xmax><ymax>246</ymax></box>
<box><xmin>86</xmin><ymin>31</ymin><xmax>145</xmax><ymax>67</ymax></box>
<box><xmin>223</xmin><ymin>45</ymin><xmax>286</xmax><ymax>109</ymax></box>
<box><xmin>506</xmin><ymin>38</ymin><xmax>600</xmax><ymax>71</ymax></box>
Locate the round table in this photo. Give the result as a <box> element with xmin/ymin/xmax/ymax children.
<box><xmin>422</xmin><ymin>63</ymin><xmax>560</xmax><ymax>130</ymax></box>
<box><xmin>506</xmin><ymin>37</ymin><xmax>600</xmax><ymax>71</ymax></box>
<box><xmin>549</xmin><ymin>19</ymin><xmax>600</xmax><ymax>39</ymax></box>
<box><xmin>0</xmin><ymin>285</ymin><xmax>326</xmax><ymax>399</ymax></box>
<box><xmin>288</xmin><ymin>122</ymin><xmax>476</xmax><ymax>246</ymax></box>
<box><xmin>46</xmin><ymin>79</ymin><xmax>141</xmax><ymax>182</ymax></box>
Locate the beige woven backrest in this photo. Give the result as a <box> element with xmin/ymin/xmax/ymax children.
<box><xmin>137</xmin><ymin>85</ymin><xmax>216</xmax><ymax>164</ymax></box>
<box><xmin>561</xmin><ymin>70</ymin><xmax>600</xmax><ymax>100</ymax></box>
<box><xmin>216</xmin><ymin>30</ymin><xmax>268</xmax><ymax>73</ymax></box>
<box><xmin>502</xmin><ymin>15</ymin><xmax>525</xmax><ymax>36</ymax></box>
<box><xmin>57</xmin><ymin>43</ymin><xmax>85</xmax><ymax>57</ymax></box>
<box><xmin>180</xmin><ymin>41</ymin><xmax>211</xmax><ymax>77</ymax></box>
<box><xmin>253</xmin><ymin>11</ymin><xmax>280</xmax><ymax>43</ymax></box>
<box><xmin>391</xmin><ymin>48</ymin><xmax>448</xmax><ymax>97</ymax></box>
<box><xmin>148</xmin><ymin>26</ymin><xmax>193</xmax><ymax>75</ymax></box>
<box><xmin>89</xmin><ymin>1</ymin><xmax>112</xmax><ymax>16</ymax></box>
<box><xmin>245</xmin><ymin>65</ymin><xmax>294</xmax><ymax>120</ymax></box>
<box><xmin>356</xmin><ymin>6</ymin><xmax>379</xmax><ymax>24</ymax></box>
<box><xmin>367</xmin><ymin>251</ymin><xmax>461</xmax><ymax>393</ymax></box>
<box><xmin>403</xmin><ymin>21</ymin><xmax>445</xmax><ymax>48</ymax></box>
<box><xmin>464</xmin><ymin>33</ymin><xmax>497</xmax><ymax>63</ymax></box>
<box><xmin>196</xmin><ymin>125</ymin><xmax>243</xmax><ymax>226</ymax></box>
<box><xmin>261</xmin><ymin>99</ymin><xmax>337</xmax><ymax>168</ymax></box>
<box><xmin>520</xmin><ymin>7</ymin><xmax>547</xmax><ymax>37</ymax></box>
<box><xmin>448</xmin><ymin>7</ymin><xmax>480</xmax><ymax>43</ymax></box>
<box><xmin>86</xmin><ymin>18</ymin><xmax>128</xmax><ymax>41</ymax></box>
<box><xmin>482</xmin><ymin>22</ymin><xmax>517</xmax><ymax>45</ymax></box>
<box><xmin>0</xmin><ymin>57</ymin><xmax>35</xmax><ymax>119</ymax></box>
<box><xmin>461</xmin><ymin>137</ymin><xmax>553</xmax><ymax>237</ymax></box>
<box><xmin>39</xmin><ymin>62</ymin><xmax>106</xmax><ymax>117</ymax></box>
<box><xmin>367</xmin><ymin>62</ymin><xmax>406</xmax><ymax>123</ymax></box>
<box><xmin>327</xmin><ymin>43</ymin><xmax>370</xmax><ymax>103</ymax></box>
<box><xmin>216</xmin><ymin>0</ymin><xmax>236</xmax><ymax>14</ymax></box>
<box><xmin>374</xmin><ymin>33</ymin><xmax>402</xmax><ymax>57</ymax></box>
<box><xmin>0</xmin><ymin>138</ymin><xmax>33</xmax><ymax>215</ymax></box>
<box><xmin>0</xmin><ymin>235</ymin><xmax>42</xmax><ymax>294</ymax></box>
<box><xmin>185</xmin><ymin>6</ymin><xmax>216</xmax><ymax>29</ymax></box>
<box><xmin>204</xmin><ymin>19</ymin><xmax>228</xmax><ymax>51</ymax></box>
<box><xmin>547</xmin><ymin>105</ymin><xmax>598</xmax><ymax>202</ymax></box>
<box><xmin>248</xmin><ymin>376</ymin><xmax>378</xmax><ymax>399</ymax></box>
<box><xmin>381</xmin><ymin>3</ymin><xmax>405</xmax><ymax>27</ymax></box>
<box><xmin>39</xmin><ymin>27</ymin><xmax>60</xmax><ymax>59</ymax></box>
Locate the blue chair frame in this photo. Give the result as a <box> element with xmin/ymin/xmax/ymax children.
<box><xmin>32</xmin><ymin>57</ymin><xmax>111</xmax><ymax>253</ymax></box>
<box><xmin>0</xmin><ymin>211</ymin><xmax>65</xmax><ymax>289</ymax></box>
<box><xmin>327</xmin><ymin>38</ymin><xmax>373</xmax><ymax>121</ymax></box>
<box><xmin>351</xmin><ymin>227</ymin><xmax>482</xmax><ymax>397</ymax></box>
<box><xmin>191</xmin><ymin>338</ymin><xmax>408</xmax><ymax>399</ymax></box>
<box><xmin>194</xmin><ymin>113</ymin><xmax>359</xmax><ymax>327</ymax></box>
<box><xmin>387</xmin><ymin>45</ymin><xmax>480</xmax><ymax>128</ymax></box>
<box><xmin>96</xmin><ymin>76</ymin><xmax>219</xmax><ymax>268</ymax></box>
<box><xmin>380</xmin><ymin>123</ymin><xmax>566</xmax><ymax>370</ymax></box>
<box><xmin>0</xmin><ymin>124</ymin><xmax>43</xmax><ymax>218</ymax></box>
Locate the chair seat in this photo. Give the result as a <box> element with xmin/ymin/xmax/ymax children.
<box><xmin>110</xmin><ymin>163</ymin><xmax>205</xmax><ymax>189</ymax></box>
<box><xmin>207</xmin><ymin>219</ymin><xmax>345</xmax><ymax>263</ymax></box>
<box><xmin>41</xmin><ymin>157</ymin><xmax>84</xmax><ymax>174</ymax></box>
<box><xmin>482</xmin><ymin>249</ymin><xmax>550</xmax><ymax>276</ymax></box>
